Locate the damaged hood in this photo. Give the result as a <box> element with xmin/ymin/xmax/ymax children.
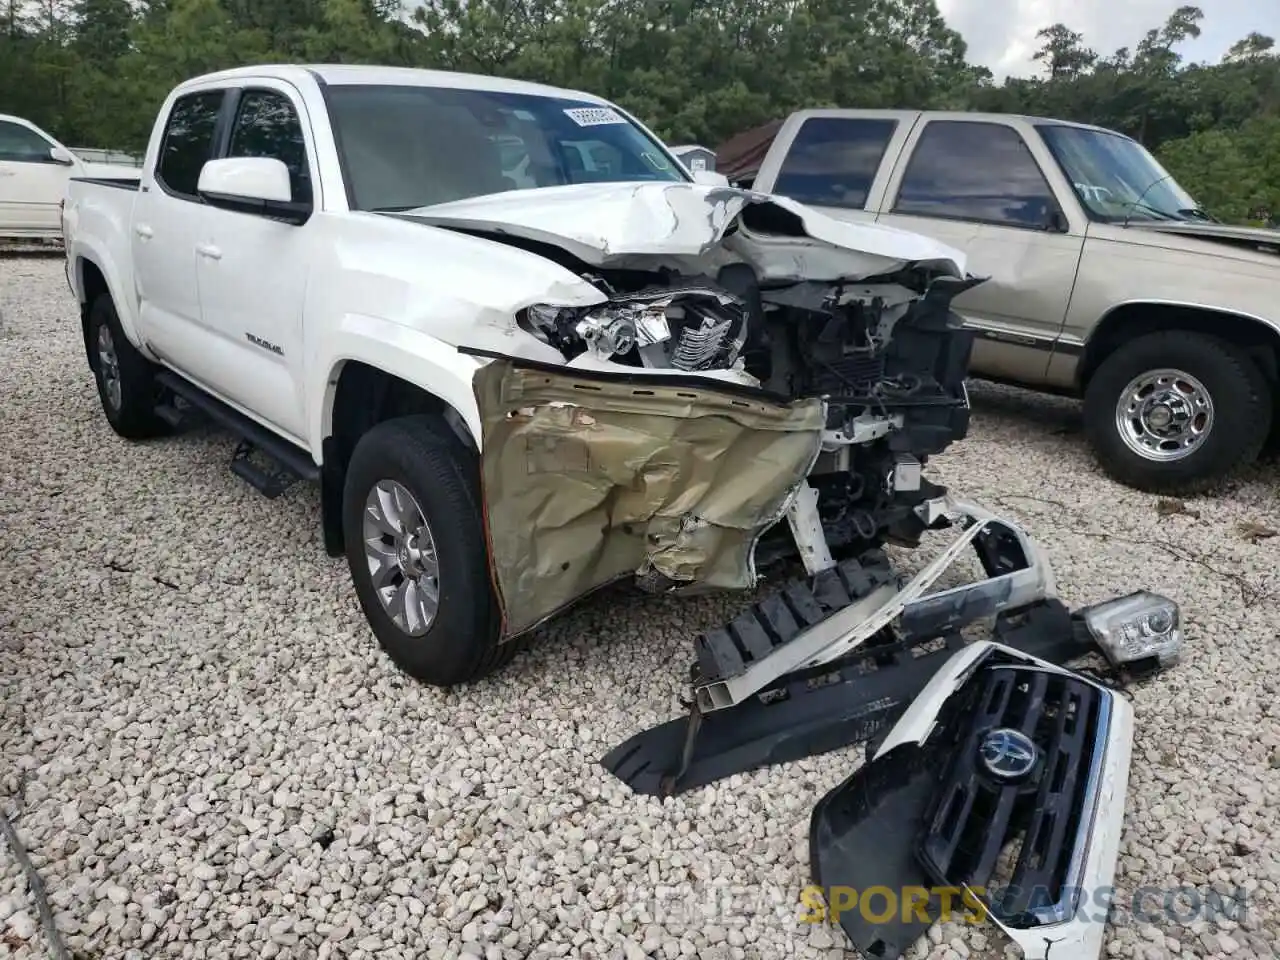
<box><xmin>397</xmin><ymin>182</ymin><xmax>969</xmax><ymax>282</ymax></box>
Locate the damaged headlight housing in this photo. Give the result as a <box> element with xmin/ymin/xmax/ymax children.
<box><xmin>576</xmin><ymin>309</ymin><xmax>637</xmax><ymax>358</ymax></box>
<box><xmin>574</xmin><ymin>302</ymin><xmax>675</xmax><ymax>359</ymax></box>
<box><xmin>1080</xmin><ymin>590</ymin><xmax>1183</xmax><ymax>671</ymax></box>
<box><xmin>521</xmin><ymin>284</ymin><xmax>750</xmax><ymax>368</ymax></box>
<box><xmin>522</xmin><ymin>302</ymin><xmax>672</xmax><ymax>361</ymax></box>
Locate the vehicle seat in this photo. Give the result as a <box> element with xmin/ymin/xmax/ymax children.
<box><xmin>428</xmin><ymin>118</ymin><xmax>512</xmax><ymax>203</ymax></box>
<box><xmin>337</xmin><ymin>107</ymin><xmax>511</xmax><ymax>209</ymax></box>
<box><xmin>563</xmin><ymin>148</ymin><xmax>586</xmax><ymax>182</ymax></box>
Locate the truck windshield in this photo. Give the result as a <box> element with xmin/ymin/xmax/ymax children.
<box><xmin>1038</xmin><ymin>124</ymin><xmax>1211</xmax><ymax>223</ymax></box>
<box><xmin>324</xmin><ymin>84</ymin><xmax>688</xmax><ymax>212</ymax></box>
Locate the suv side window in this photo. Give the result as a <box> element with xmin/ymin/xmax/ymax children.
<box><xmin>156</xmin><ymin>90</ymin><xmax>225</xmax><ymax>199</ymax></box>
<box><xmin>772</xmin><ymin>117</ymin><xmax>897</xmax><ymax>210</ymax></box>
<box><xmin>894</xmin><ymin>121</ymin><xmax>1057</xmax><ymax>229</ymax></box>
<box><xmin>0</xmin><ymin>120</ymin><xmax>57</xmax><ymax>163</ymax></box>
<box><xmin>226</xmin><ymin>89</ymin><xmax>312</xmax><ymax>206</ymax></box>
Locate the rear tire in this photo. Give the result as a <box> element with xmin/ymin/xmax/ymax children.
<box><xmin>1082</xmin><ymin>331</ymin><xmax>1270</xmax><ymax>494</ymax></box>
<box><xmin>87</xmin><ymin>294</ymin><xmax>169</xmax><ymax>440</ymax></box>
<box><xmin>342</xmin><ymin>416</ymin><xmax>511</xmax><ymax>686</ymax></box>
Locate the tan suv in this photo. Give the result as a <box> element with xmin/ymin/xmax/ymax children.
<box><xmin>722</xmin><ymin>109</ymin><xmax>1280</xmax><ymax>493</ymax></box>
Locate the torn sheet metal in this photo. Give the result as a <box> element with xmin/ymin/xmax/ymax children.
<box><xmin>399</xmin><ymin>181</ymin><xmax>968</xmax><ymax>281</ymax></box>
<box><xmin>472</xmin><ymin>358</ymin><xmax>826</xmax><ymax>636</ymax></box>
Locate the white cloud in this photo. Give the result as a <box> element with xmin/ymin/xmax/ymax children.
<box><xmin>937</xmin><ymin>0</ymin><xmax>1280</xmax><ymax>79</ymax></box>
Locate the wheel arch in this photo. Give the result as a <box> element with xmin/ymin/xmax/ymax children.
<box><xmin>317</xmin><ymin>351</ymin><xmax>483</xmax><ymax>558</ymax></box>
<box><xmin>76</xmin><ymin>256</ymin><xmax>112</xmax><ymax>370</ymax></box>
<box><xmin>325</xmin><ymin>358</ymin><xmax>478</xmax><ymax>458</ymax></box>
<box><xmin>72</xmin><ymin>238</ymin><xmax>146</xmax><ymax>355</ymax></box>
<box><xmin>1079</xmin><ymin>300</ymin><xmax>1280</xmax><ymax>390</ymax></box>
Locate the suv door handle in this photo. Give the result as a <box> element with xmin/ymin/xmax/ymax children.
<box><xmin>134</xmin><ymin>224</ymin><xmax>153</xmax><ymax>239</ymax></box>
<box><xmin>196</xmin><ymin>243</ymin><xmax>222</xmax><ymax>261</ymax></box>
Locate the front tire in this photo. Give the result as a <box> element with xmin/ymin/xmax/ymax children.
<box><xmin>342</xmin><ymin>416</ymin><xmax>510</xmax><ymax>686</ymax></box>
<box><xmin>86</xmin><ymin>294</ymin><xmax>168</xmax><ymax>439</ymax></box>
<box><xmin>1082</xmin><ymin>331</ymin><xmax>1270</xmax><ymax>494</ymax></box>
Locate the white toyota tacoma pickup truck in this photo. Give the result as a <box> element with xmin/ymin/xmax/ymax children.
<box><xmin>61</xmin><ymin>64</ymin><xmax>1114</xmax><ymax>689</ymax></box>
<box><xmin>61</xmin><ymin>67</ymin><xmax>1190</xmax><ymax>960</ymax></box>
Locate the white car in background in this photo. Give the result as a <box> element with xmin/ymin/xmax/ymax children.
<box><xmin>0</xmin><ymin>114</ymin><xmax>139</xmax><ymax>240</ymax></box>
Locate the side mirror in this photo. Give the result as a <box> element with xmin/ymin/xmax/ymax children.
<box><xmin>48</xmin><ymin>146</ymin><xmax>75</xmax><ymax>166</ymax></box>
<box><xmin>691</xmin><ymin>169</ymin><xmax>730</xmax><ymax>188</ymax></box>
<box><xmin>197</xmin><ymin>156</ymin><xmax>310</xmax><ymax>225</ymax></box>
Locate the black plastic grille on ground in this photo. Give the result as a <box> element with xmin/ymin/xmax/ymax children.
<box><xmin>604</xmin><ymin>585</ymin><xmax>1093</xmax><ymax>797</ymax></box>
<box><xmin>694</xmin><ymin>551</ymin><xmax>896</xmax><ymax>683</ymax></box>
<box><xmin>916</xmin><ymin>662</ymin><xmax>1101</xmax><ymax>924</ymax></box>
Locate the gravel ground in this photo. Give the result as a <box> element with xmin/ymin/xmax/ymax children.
<box><xmin>1</xmin><ymin>253</ymin><xmax>1278</xmax><ymax>960</ymax></box>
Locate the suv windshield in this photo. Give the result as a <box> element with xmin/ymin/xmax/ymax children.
<box><xmin>324</xmin><ymin>84</ymin><xmax>688</xmax><ymax>212</ymax></box>
<box><xmin>1038</xmin><ymin>124</ymin><xmax>1210</xmax><ymax>223</ymax></box>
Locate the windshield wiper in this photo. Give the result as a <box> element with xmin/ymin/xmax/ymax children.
<box><xmin>1121</xmin><ymin>175</ymin><xmax>1183</xmax><ymax>227</ymax></box>
<box><xmin>1176</xmin><ymin>207</ymin><xmax>1219</xmax><ymax>223</ymax></box>
<box><xmin>1122</xmin><ymin>199</ymin><xmax>1180</xmax><ymax>222</ymax></box>
<box><xmin>369</xmin><ymin>205</ymin><xmax>420</xmax><ymax>213</ymax></box>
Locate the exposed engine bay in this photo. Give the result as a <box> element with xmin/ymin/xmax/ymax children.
<box><xmin>513</xmin><ymin>250</ymin><xmax>981</xmax><ymax>560</ymax></box>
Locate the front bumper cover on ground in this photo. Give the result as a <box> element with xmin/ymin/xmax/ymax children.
<box><xmin>602</xmin><ymin>500</ymin><xmax>1180</xmax><ymax>797</ymax></box>
<box><xmin>603</xmin><ymin>597</ymin><xmax>1090</xmax><ymax>796</ymax></box>
<box><xmin>600</xmin><ymin>498</ymin><xmax>1181</xmax><ymax>958</ymax></box>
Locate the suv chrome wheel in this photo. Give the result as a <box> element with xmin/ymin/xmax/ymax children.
<box><xmin>363</xmin><ymin>479</ymin><xmax>440</xmax><ymax>636</ymax></box>
<box><xmin>1114</xmin><ymin>368</ymin><xmax>1214</xmax><ymax>462</ymax></box>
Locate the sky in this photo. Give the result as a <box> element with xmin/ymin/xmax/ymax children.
<box><xmin>936</xmin><ymin>0</ymin><xmax>1280</xmax><ymax>80</ymax></box>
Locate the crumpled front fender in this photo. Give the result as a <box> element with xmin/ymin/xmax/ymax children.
<box><xmin>471</xmin><ymin>357</ymin><xmax>826</xmax><ymax>636</ymax></box>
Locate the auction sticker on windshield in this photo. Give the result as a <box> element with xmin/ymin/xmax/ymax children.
<box><xmin>564</xmin><ymin>106</ymin><xmax>628</xmax><ymax>126</ymax></box>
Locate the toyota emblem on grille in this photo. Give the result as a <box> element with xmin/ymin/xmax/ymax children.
<box><xmin>979</xmin><ymin>728</ymin><xmax>1038</xmax><ymax>780</ymax></box>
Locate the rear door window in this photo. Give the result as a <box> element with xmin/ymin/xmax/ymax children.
<box><xmin>772</xmin><ymin>117</ymin><xmax>898</xmax><ymax>210</ymax></box>
<box><xmin>893</xmin><ymin>121</ymin><xmax>1057</xmax><ymax>229</ymax></box>
<box><xmin>155</xmin><ymin>90</ymin><xmax>225</xmax><ymax>200</ymax></box>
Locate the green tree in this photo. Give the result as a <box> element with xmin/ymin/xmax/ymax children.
<box><xmin>1224</xmin><ymin>32</ymin><xmax>1276</xmax><ymax>63</ymax></box>
<box><xmin>1033</xmin><ymin>24</ymin><xmax>1097</xmax><ymax>81</ymax></box>
<box><xmin>1159</xmin><ymin>118</ymin><xmax>1280</xmax><ymax>224</ymax></box>
<box><xmin>0</xmin><ymin>0</ymin><xmax>1276</xmax><ymax>227</ymax></box>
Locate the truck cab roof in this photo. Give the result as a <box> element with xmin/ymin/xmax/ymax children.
<box><xmin>173</xmin><ymin>63</ymin><xmax>609</xmax><ymax>106</ymax></box>
<box><xmin>771</xmin><ymin>107</ymin><xmax>1125</xmax><ymax>137</ymax></box>
<box><xmin>715</xmin><ymin>109</ymin><xmax>1131</xmax><ymax>185</ymax></box>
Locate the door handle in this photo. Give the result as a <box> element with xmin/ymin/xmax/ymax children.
<box><xmin>134</xmin><ymin>224</ymin><xmax>153</xmax><ymax>239</ymax></box>
<box><xmin>0</xmin><ymin>171</ymin><xmax>15</xmax><ymax>178</ymax></box>
<box><xmin>196</xmin><ymin>243</ymin><xmax>222</xmax><ymax>261</ymax></box>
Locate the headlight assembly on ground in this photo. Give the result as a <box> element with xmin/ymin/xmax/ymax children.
<box><xmin>1080</xmin><ymin>590</ymin><xmax>1184</xmax><ymax>670</ymax></box>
